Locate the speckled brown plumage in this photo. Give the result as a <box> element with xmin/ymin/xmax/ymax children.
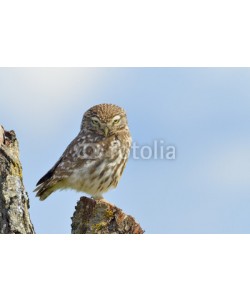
<box><xmin>34</xmin><ymin>104</ymin><xmax>132</xmax><ymax>201</ymax></box>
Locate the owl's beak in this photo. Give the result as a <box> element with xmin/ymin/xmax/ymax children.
<box><xmin>103</xmin><ymin>127</ymin><xmax>109</xmax><ymax>137</ymax></box>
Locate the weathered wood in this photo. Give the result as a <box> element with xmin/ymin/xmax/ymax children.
<box><xmin>71</xmin><ymin>196</ymin><xmax>144</xmax><ymax>234</ymax></box>
<box><xmin>0</xmin><ymin>126</ymin><xmax>35</xmax><ymax>234</ymax></box>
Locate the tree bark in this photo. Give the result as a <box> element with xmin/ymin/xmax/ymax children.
<box><xmin>0</xmin><ymin>126</ymin><xmax>35</xmax><ymax>234</ymax></box>
<box><xmin>71</xmin><ymin>197</ymin><xmax>144</xmax><ymax>234</ymax></box>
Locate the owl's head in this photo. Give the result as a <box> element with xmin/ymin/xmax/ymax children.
<box><xmin>81</xmin><ymin>104</ymin><xmax>128</xmax><ymax>137</ymax></box>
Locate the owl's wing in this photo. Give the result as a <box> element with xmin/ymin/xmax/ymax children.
<box><xmin>34</xmin><ymin>132</ymin><xmax>89</xmax><ymax>200</ymax></box>
<box><xmin>36</xmin><ymin>136</ymin><xmax>76</xmax><ymax>185</ymax></box>
<box><xmin>36</xmin><ymin>155</ymin><xmax>63</xmax><ymax>186</ymax></box>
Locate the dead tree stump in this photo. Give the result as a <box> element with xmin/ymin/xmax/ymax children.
<box><xmin>71</xmin><ymin>197</ymin><xmax>144</xmax><ymax>234</ymax></box>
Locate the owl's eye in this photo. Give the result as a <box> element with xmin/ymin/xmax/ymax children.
<box><xmin>91</xmin><ymin>119</ymin><xmax>99</xmax><ymax>126</ymax></box>
<box><xmin>113</xmin><ymin>119</ymin><xmax>120</xmax><ymax>125</ymax></box>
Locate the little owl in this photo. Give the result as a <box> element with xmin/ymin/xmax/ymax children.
<box><xmin>34</xmin><ymin>104</ymin><xmax>132</xmax><ymax>200</ymax></box>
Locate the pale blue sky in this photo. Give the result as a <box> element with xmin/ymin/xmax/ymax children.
<box><xmin>1</xmin><ymin>68</ymin><xmax>250</xmax><ymax>233</ymax></box>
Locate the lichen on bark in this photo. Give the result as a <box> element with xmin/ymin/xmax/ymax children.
<box><xmin>0</xmin><ymin>126</ymin><xmax>35</xmax><ymax>234</ymax></box>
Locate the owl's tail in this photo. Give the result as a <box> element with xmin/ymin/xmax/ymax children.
<box><xmin>34</xmin><ymin>167</ymin><xmax>58</xmax><ymax>200</ymax></box>
<box><xmin>34</xmin><ymin>182</ymin><xmax>55</xmax><ymax>201</ymax></box>
<box><xmin>34</xmin><ymin>154</ymin><xmax>66</xmax><ymax>201</ymax></box>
